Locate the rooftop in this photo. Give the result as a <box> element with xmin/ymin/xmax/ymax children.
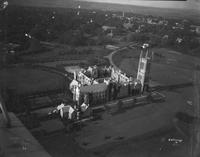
<box><xmin>80</xmin><ymin>83</ymin><xmax>107</xmax><ymax>93</ymax></box>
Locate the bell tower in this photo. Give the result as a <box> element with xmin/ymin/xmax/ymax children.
<box><xmin>136</xmin><ymin>43</ymin><xmax>152</xmax><ymax>93</ymax></box>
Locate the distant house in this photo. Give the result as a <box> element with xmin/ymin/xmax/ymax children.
<box><xmin>172</xmin><ymin>23</ymin><xmax>184</xmax><ymax>30</ymax></box>
<box><xmin>107</xmin><ymin>29</ymin><xmax>114</xmax><ymax>38</ymax></box>
<box><xmin>102</xmin><ymin>26</ymin><xmax>116</xmax><ymax>32</ymax></box>
<box><xmin>190</xmin><ymin>25</ymin><xmax>200</xmax><ymax>34</ymax></box>
<box><xmin>136</xmin><ymin>25</ymin><xmax>144</xmax><ymax>33</ymax></box>
<box><xmin>146</xmin><ymin>18</ymin><xmax>160</xmax><ymax>25</ymax></box>
<box><xmin>135</xmin><ymin>29</ymin><xmax>140</xmax><ymax>33</ymax></box>
<box><xmin>162</xmin><ymin>35</ymin><xmax>169</xmax><ymax>40</ymax></box>
<box><xmin>123</xmin><ymin>22</ymin><xmax>133</xmax><ymax>30</ymax></box>
<box><xmin>158</xmin><ymin>20</ymin><xmax>168</xmax><ymax>25</ymax></box>
<box><xmin>112</xmin><ymin>13</ymin><xmax>117</xmax><ymax>17</ymax></box>
<box><xmin>176</xmin><ymin>37</ymin><xmax>183</xmax><ymax>44</ymax></box>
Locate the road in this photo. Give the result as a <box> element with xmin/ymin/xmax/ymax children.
<box><xmin>105</xmin><ymin>47</ymin><xmax>127</xmax><ymax>70</ymax></box>
<box><xmin>104</xmin><ymin>42</ymin><xmax>136</xmax><ymax>70</ymax></box>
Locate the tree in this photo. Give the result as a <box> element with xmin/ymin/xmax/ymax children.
<box><xmin>29</xmin><ymin>24</ymin><xmax>47</xmax><ymax>41</ymax></box>
<box><xmin>96</xmin><ymin>34</ymin><xmax>114</xmax><ymax>45</ymax></box>
<box><xmin>149</xmin><ymin>34</ymin><xmax>161</xmax><ymax>47</ymax></box>
<box><xmin>127</xmin><ymin>33</ymin><xmax>149</xmax><ymax>43</ymax></box>
<box><xmin>59</xmin><ymin>30</ymin><xmax>87</xmax><ymax>46</ymax></box>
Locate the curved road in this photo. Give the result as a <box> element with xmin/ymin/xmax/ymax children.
<box><xmin>104</xmin><ymin>42</ymin><xmax>136</xmax><ymax>70</ymax></box>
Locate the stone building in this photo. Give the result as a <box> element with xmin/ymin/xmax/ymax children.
<box><xmin>79</xmin><ymin>83</ymin><xmax>108</xmax><ymax>105</ymax></box>
<box><xmin>111</xmin><ymin>68</ymin><xmax>133</xmax><ymax>85</ymax></box>
<box><xmin>69</xmin><ymin>63</ymin><xmax>145</xmax><ymax>106</ymax></box>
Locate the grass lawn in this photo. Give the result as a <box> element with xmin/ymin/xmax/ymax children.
<box><xmin>113</xmin><ymin>47</ymin><xmax>199</xmax><ymax>85</ymax></box>
<box><xmin>19</xmin><ymin>45</ymin><xmax>109</xmax><ymax>63</ymax></box>
<box><xmin>0</xmin><ymin>67</ymin><xmax>66</xmax><ymax>95</ymax></box>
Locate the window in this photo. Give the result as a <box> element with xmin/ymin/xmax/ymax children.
<box><xmin>140</xmin><ymin>62</ymin><xmax>145</xmax><ymax>70</ymax></box>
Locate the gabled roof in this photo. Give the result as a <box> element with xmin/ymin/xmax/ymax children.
<box><xmin>70</xmin><ymin>79</ymin><xmax>79</xmax><ymax>87</ymax></box>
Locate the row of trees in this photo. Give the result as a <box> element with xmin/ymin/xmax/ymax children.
<box><xmin>126</xmin><ymin>30</ymin><xmax>199</xmax><ymax>51</ymax></box>
<box><xmin>3</xmin><ymin>6</ymin><xmax>120</xmax><ymax>46</ymax></box>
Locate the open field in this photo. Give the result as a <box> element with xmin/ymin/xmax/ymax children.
<box><xmin>98</xmin><ymin>128</ymin><xmax>191</xmax><ymax>157</ymax></box>
<box><xmin>38</xmin><ymin>127</ymin><xmax>190</xmax><ymax>157</ymax></box>
<box><xmin>36</xmin><ymin>88</ymin><xmax>194</xmax><ymax>157</ymax></box>
<box><xmin>74</xmin><ymin>90</ymin><xmax>194</xmax><ymax>149</ymax></box>
<box><xmin>19</xmin><ymin>45</ymin><xmax>110</xmax><ymax>66</ymax></box>
<box><xmin>0</xmin><ymin>66</ymin><xmax>66</xmax><ymax>95</ymax></box>
<box><xmin>113</xmin><ymin>47</ymin><xmax>199</xmax><ymax>85</ymax></box>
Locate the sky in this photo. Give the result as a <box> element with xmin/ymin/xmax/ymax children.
<box><xmin>77</xmin><ymin>0</ymin><xmax>200</xmax><ymax>10</ymax></box>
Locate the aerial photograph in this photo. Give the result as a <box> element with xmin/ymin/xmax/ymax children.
<box><xmin>0</xmin><ymin>0</ymin><xmax>200</xmax><ymax>157</ymax></box>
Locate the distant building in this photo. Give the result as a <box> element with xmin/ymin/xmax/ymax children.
<box><xmin>123</xmin><ymin>22</ymin><xmax>133</xmax><ymax>30</ymax></box>
<box><xmin>162</xmin><ymin>35</ymin><xmax>169</xmax><ymax>40</ymax></box>
<box><xmin>147</xmin><ymin>18</ymin><xmax>155</xmax><ymax>25</ymax></box>
<box><xmin>176</xmin><ymin>37</ymin><xmax>183</xmax><ymax>44</ymax></box>
<box><xmin>172</xmin><ymin>23</ymin><xmax>184</xmax><ymax>30</ymax></box>
<box><xmin>107</xmin><ymin>29</ymin><xmax>114</xmax><ymax>38</ymax></box>
<box><xmin>190</xmin><ymin>25</ymin><xmax>200</xmax><ymax>34</ymax></box>
<box><xmin>102</xmin><ymin>26</ymin><xmax>116</xmax><ymax>32</ymax></box>
<box><xmin>136</xmin><ymin>25</ymin><xmax>144</xmax><ymax>33</ymax></box>
<box><xmin>112</xmin><ymin>13</ymin><xmax>117</xmax><ymax>17</ymax></box>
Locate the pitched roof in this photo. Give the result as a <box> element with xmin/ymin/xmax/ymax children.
<box><xmin>80</xmin><ymin>83</ymin><xmax>107</xmax><ymax>93</ymax></box>
<box><xmin>70</xmin><ymin>79</ymin><xmax>79</xmax><ymax>87</ymax></box>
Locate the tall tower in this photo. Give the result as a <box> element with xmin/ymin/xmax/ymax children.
<box><xmin>136</xmin><ymin>43</ymin><xmax>152</xmax><ymax>92</ymax></box>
